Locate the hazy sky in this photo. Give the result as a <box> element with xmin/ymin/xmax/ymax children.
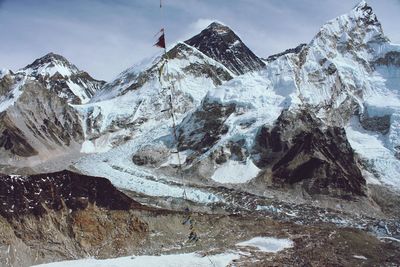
<box><xmin>0</xmin><ymin>0</ymin><xmax>399</xmax><ymax>81</ymax></box>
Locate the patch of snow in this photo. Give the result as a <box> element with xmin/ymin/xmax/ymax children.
<box><xmin>236</xmin><ymin>237</ymin><xmax>293</xmax><ymax>253</ymax></box>
<box><xmin>161</xmin><ymin>150</ymin><xmax>189</xmax><ymax>167</ymax></box>
<box><xmin>346</xmin><ymin>117</ymin><xmax>400</xmax><ymax>190</ymax></box>
<box><xmin>31</xmin><ymin>252</ymin><xmax>239</xmax><ymax>267</ymax></box>
<box><xmin>211</xmin><ymin>158</ymin><xmax>260</xmax><ymax>184</ymax></box>
<box><xmin>353</xmin><ymin>255</ymin><xmax>367</xmax><ymax>260</ymax></box>
<box><xmin>0</xmin><ymin>75</ymin><xmax>27</xmax><ymax>113</ymax></box>
<box><xmin>80</xmin><ymin>139</ymin><xmax>112</xmax><ymax>154</ymax></box>
<box><xmin>66</xmin><ymin>80</ymin><xmax>90</xmax><ymax>103</ymax></box>
<box><xmin>379</xmin><ymin>236</ymin><xmax>400</xmax><ymax>243</ymax></box>
<box><xmin>0</xmin><ymin>68</ymin><xmax>10</xmax><ymax>79</ymax></box>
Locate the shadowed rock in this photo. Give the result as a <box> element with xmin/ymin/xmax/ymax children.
<box><xmin>253</xmin><ymin>110</ymin><xmax>366</xmax><ymax>197</ymax></box>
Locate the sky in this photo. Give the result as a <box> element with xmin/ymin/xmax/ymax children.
<box><xmin>0</xmin><ymin>0</ymin><xmax>399</xmax><ymax>81</ymax></box>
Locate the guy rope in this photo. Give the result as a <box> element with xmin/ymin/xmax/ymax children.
<box><xmin>154</xmin><ymin>0</ymin><xmax>198</xmax><ymax>243</ymax></box>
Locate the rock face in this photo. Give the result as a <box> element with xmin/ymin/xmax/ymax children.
<box><xmin>253</xmin><ymin>110</ymin><xmax>365</xmax><ymax>197</ymax></box>
<box><xmin>185</xmin><ymin>22</ymin><xmax>265</xmax><ymax>75</ymax></box>
<box><xmin>0</xmin><ymin>77</ymin><xmax>84</xmax><ymax>163</ymax></box>
<box><xmin>0</xmin><ymin>170</ymin><xmax>148</xmax><ymax>267</ymax></box>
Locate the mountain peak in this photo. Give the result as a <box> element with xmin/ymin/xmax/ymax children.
<box><xmin>351</xmin><ymin>0</ymin><xmax>379</xmax><ymax>26</ymax></box>
<box><xmin>205</xmin><ymin>21</ymin><xmax>231</xmax><ymax>34</ymax></box>
<box><xmin>16</xmin><ymin>53</ymin><xmax>104</xmax><ymax>104</ymax></box>
<box><xmin>26</xmin><ymin>52</ymin><xmax>73</xmax><ymax>69</ymax></box>
<box><xmin>353</xmin><ymin>0</ymin><xmax>368</xmax><ymax>10</ymax></box>
<box><xmin>21</xmin><ymin>52</ymin><xmax>79</xmax><ymax>78</ymax></box>
<box><xmin>185</xmin><ymin>22</ymin><xmax>265</xmax><ymax>75</ymax></box>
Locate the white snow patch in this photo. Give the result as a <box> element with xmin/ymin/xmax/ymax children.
<box><xmin>80</xmin><ymin>139</ymin><xmax>112</xmax><ymax>154</ymax></box>
<box><xmin>346</xmin><ymin>117</ymin><xmax>400</xmax><ymax>189</ymax></box>
<box><xmin>161</xmin><ymin>150</ymin><xmax>189</xmax><ymax>167</ymax></box>
<box><xmin>22</xmin><ymin>62</ymin><xmax>75</xmax><ymax>77</ymax></box>
<box><xmin>211</xmin><ymin>159</ymin><xmax>260</xmax><ymax>184</ymax></box>
<box><xmin>66</xmin><ymin>80</ymin><xmax>90</xmax><ymax>103</ymax></box>
<box><xmin>353</xmin><ymin>255</ymin><xmax>367</xmax><ymax>260</ymax></box>
<box><xmin>0</xmin><ymin>75</ymin><xmax>27</xmax><ymax>113</ymax></box>
<box><xmin>0</xmin><ymin>68</ymin><xmax>10</xmax><ymax>79</ymax></box>
<box><xmin>236</xmin><ymin>237</ymin><xmax>293</xmax><ymax>253</ymax></box>
<box><xmin>32</xmin><ymin>252</ymin><xmax>239</xmax><ymax>267</ymax></box>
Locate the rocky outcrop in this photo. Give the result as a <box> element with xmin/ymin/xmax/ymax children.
<box><xmin>253</xmin><ymin>110</ymin><xmax>366</xmax><ymax>197</ymax></box>
<box><xmin>359</xmin><ymin>112</ymin><xmax>391</xmax><ymax>134</ymax></box>
<box><xmin>0</xmin><ymin>170</ymin><xmax>148</xmax><ymax>267</ymax></box>
<box><xmin>185</xmin><ymin>22</ymin><xmax>265</xmax><ymax>75</ymax></box>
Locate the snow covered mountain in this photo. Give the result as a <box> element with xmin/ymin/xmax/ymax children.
<box><xmin>126</xmin><ymin>1</ymin><xmax>400</xmax><ymax>197</ymax></box>
<box><xmin>1</xmin><ymin>1</ymin><xmax>400</xmax><ymax>197</ymax></box>
<box><xmin>0</xmin><ymin>54</ymin><xmax>104</xmax><ymax>167</ymax></box>
<box><xmin>2</xmin><ymin>1</ymin><xmax>400</xmax><ymax>266</ymax></box>
<box><xmin>19</xmin><ymin>53</ymin><xmax>105</xmax><ymax>104</ymax></box>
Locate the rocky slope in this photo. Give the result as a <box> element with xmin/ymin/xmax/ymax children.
<box><xmin>0</xmin><ymin>170</ymin><xmax>148</xmax><ymax>267</ymax></box>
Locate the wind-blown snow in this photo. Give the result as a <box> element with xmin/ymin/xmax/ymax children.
<box><xmin>236</xmin><ymin>237</ymin><xmax>293</xmax><ymax>253</ymax></box>
<box><xmin>32</xmin><ymin>252</ymin><xmax>239</xmax><ymax>267</ymax></box>
<box><xmin>211</xmin><ymin>158</ymin><xmax>260</xmax><ymax>184</ymax></box>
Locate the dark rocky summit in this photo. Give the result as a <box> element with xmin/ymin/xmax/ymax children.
<box><xmin>185</xmin><ymin>22</ymin><xmax>265</xmax><ymax>75</ymax></box>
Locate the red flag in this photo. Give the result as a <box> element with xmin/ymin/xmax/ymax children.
<box><xmin>154</xmin><ymin>29</ymin><xmax>166</xmax><ymax>49</ymax></box>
